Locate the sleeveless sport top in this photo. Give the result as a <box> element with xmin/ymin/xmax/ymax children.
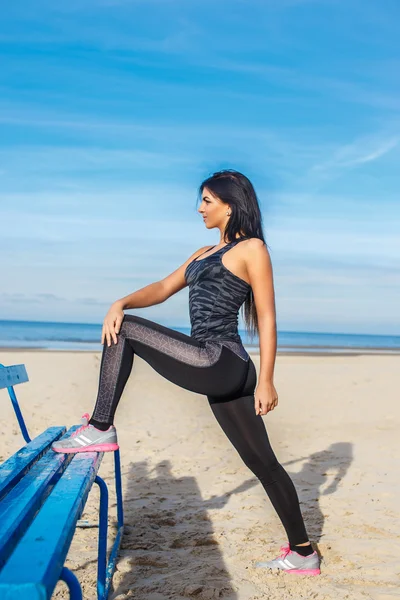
<box><xmin>185</xmin><ymin>237</ymin><xmax>251</xmax><ymax>361</ymax></box>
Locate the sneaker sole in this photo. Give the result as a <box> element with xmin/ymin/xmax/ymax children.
<box><xmin>52</xmin><ymin>443</ymin><xmax>119</xmax><ymax>453</ymax></box>
<box><xmin>255</xmin><ymin>563</ymin><xmax>321</xmax><ymax>576</ymax></box>
<box><xmin>286</xmin><ymin>568</ymin><xmax>321</xmax><ymax>576</ymax></box>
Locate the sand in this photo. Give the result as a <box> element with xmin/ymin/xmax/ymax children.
<box><xmin>0</xmin><ymin>349</ymin><xmax>398</xmax><ymax>600</ymax></box>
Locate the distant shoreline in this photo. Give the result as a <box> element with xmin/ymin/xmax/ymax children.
<box><xmin>2</xmin><ymin>321</ymin><xmax>399</xmax><ymax>356</ymax></box>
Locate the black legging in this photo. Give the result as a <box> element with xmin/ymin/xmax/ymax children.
<box><xmin>90</xmin><ymin>314</ymin><xmax>310</xmax><ymax>546</ymax></box>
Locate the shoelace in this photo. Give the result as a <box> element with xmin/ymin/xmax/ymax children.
<box><xmin>278</xmin><ymin>543</ymin><xmax>315</xmax><ymax>560</ymax></box>
<box><xmin>278</xmin><ymin>544</ymin><xmax>291</xmax><ymax>559</ymax></box>
<box><xmin>71</xmin><ymin>413</ymin><xmax>90</xmax><ymax>438</ymax></box>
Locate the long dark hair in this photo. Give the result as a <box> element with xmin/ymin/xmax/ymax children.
<box><xmin>198</xmin><ymin>169</ymin><xmax>269</xmax><ymax>342</ymax></box>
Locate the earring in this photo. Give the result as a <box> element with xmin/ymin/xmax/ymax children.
<box><xmin>227</xmin><ymin>212</ymin><xmax>231</xmax><ymax>216</ymax></box>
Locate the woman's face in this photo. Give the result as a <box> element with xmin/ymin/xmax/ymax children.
<box><xmin>198</xmin><ymin>187</ymin><xmax>229</xmax><ymax>230</ymax></box>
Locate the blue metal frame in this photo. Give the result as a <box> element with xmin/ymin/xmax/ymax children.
<box><xmin>0</xmin><ymin>363</ymin><xmax>124</xmax><ymax>599</ymax></box>
<box><xmin>59</xmin><ymin>568</ymin><xmax>83</xmax><ymax>600</ymax></box>
<box><xmin>95</xmin><ymin>452</ymin><xmax>124</xmax><ymax>600</ymax></box>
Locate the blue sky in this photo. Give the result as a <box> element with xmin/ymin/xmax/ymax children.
<box><xmin>1</xmin><ymin>0</ymin><xmax>399</xmax><ymax>335</ymax></box>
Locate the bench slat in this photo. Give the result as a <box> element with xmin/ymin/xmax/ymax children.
<box><xmin>0</xmin><ymin>426</ymin><xmax>66</xmax><ymax>502</ymax></box>
<box><xmin>0</xmin><ymin>365</ymin><xmax>29</xmax><ymax>390</ymax></box>
<box><xmin>0</xmin><ymin>452</ymin><xmax>103</xmax><ymax>600</ymax></box>
<box><xmin>0</xmin><ymin>448</ymin><xmax>70</xmax><ymax>568</ymax></box>
<box><xmin>0</xmin><ymin>424</ymin><xmax>86</xmax><ymax>566</ymax></box>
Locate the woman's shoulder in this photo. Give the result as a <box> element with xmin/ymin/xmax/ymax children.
<box><xmin>198</xmin><ymin>244</ymin><xmax>215</xmax><ymax>253</ymax></box>
<box><xmin>242</xmin><ymin>237</ymin><xmax>267</xmax><ymax>250</ymax></box>
<box><xmin>240</xmin><ymin>238</ymin><xmax>270</xmax><ymax>262</ymax></box>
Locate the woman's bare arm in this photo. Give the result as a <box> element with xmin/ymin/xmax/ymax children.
<box><xmin>115</xmin><ymin>281</ymin><xmax>167</xmax><ymax>310</ymax></box>
<box><xmin>245</xmin><ymin>238</ymin><xmax>277</xmax><ymax>383</ymax></box>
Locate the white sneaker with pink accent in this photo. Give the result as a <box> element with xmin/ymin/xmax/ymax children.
<box><xmin>255</xmin><ymin>543</ymin><xmax>321</xmax><ymax>575</ymax></box>
<box><xmin>51</xmin><ymin>413</ymin><xmax>119</xmax><ymax>453</ymax></box>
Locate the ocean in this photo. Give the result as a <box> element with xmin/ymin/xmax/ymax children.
<box><xmin>0</xmin><ymin>319</ymin><xmax>399</xmax><ymax>354</ymax></box>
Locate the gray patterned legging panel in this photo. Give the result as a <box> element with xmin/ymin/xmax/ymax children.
<box><xmin>89</xmin><ymin>314</ymin><xmax>310</xmax><ymax>545</ymax></box>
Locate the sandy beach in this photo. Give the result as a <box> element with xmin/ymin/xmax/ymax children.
<box><xmin>0</xmin><ymin>349</ymin><xmax>398</xmax><ymax>600</ymax></box>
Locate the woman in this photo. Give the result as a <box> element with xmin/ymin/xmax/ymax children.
<box><xmin>52</xmin><ymin>169</ymin><xmax>321</xmax><ymax>575</ymax></box>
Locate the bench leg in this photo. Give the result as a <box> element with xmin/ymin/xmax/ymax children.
<box><xmin>95</xmin><ymin>449</ymin><xmax>124</xmax><ymax>600</ymax></box>
<box><xmin>59</xmin><ymin>567</ymin><xmax>83</xmax><ymax>599</ymax></box>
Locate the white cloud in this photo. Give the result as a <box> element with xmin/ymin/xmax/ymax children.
<box><xmin>311</xmin><ymin>136</ymin><xmax>399</xmax><ymax>173</ymax></box>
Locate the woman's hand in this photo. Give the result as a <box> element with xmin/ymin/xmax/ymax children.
<box><xmin>101</xmin><ymin>302</ymin><xmax>125</xmax><ymax>347</ymax></box>
<box><xmin>255</xmin><ymin>381</ymin><xmax>279</xmax><ymax>416</ymax></box>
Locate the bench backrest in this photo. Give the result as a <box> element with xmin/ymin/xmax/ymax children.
<box><xmin>0</xmin><ymin>363</ymin><xmax>31</xmax><ymax>443</ymax></box>
<box><xmin>0</xmin><ymin>364</ymin><xmax>29</xmax><ymax>390</ymax></box>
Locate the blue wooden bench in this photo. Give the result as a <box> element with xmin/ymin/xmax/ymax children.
<box><xmin>0</xmin><ymin>362</ymin><xmax>124</xmax><ymax>599</ymax></box>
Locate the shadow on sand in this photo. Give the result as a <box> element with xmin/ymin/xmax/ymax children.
<box><xmin>109</xmin><ymin>442</ymin><xmax>353</xmax><ymax>598</ymax></box>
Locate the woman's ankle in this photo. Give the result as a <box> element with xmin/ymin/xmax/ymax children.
<box><xmin>289</xmin><ymin>541</ymin><xmax>314</xmax><ymax>556</ymax></box>
<box><xmin>88</xmin><ymin>417</ymin><xmax>112</xmax><ymax>431</ymax></box>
